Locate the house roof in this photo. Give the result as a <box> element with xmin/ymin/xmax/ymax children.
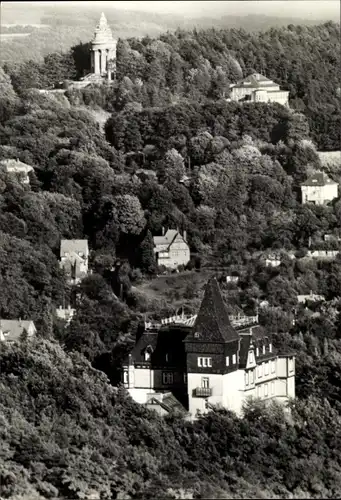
<box><xmin>0</xmin><ymin>159</ymin><xmax>34</xmax><ymax>173</ymax></box>
<box><xmin>186</xmin><ymin>278</ymin><xmax>239</xmax><ymax>343</ymax></box>
<box><xmin>0</xmin><ymin>320</ymin><xmax>36</xmax><ymax>342</ymax></box>
<box><xmin>301</xmin><ymin>172</ymin><xmax>338</xmax><ymax>187</ymax></box>
<box><xmin>231</xmin><ymin>73</ymin><xmax>280</xmax><ymax>89</ymax></box>
<box><xmin>153</xmin><ymin>229</ymin><xmax>183</xmax><ymax>251</ymax></box>
<box><xmin>60</xmin><ymin>239</ymin><xmax>89</xmax><ymax>256</ymax></box>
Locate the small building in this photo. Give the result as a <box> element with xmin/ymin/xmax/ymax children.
<box><xmin>55</xmin><ymin>305</ymin><xmax>76</xmax><ymax>326</ymax></box>
<box><xmin>0</xmin><ymin>158</ymin><xmax>34</xmax><ymax>184</ymax></box>
<box><xmin>0</xmin><ymin>319</ymin><xmax>36</xmax><ymax>343</ymax></box>
<box><xmin>60</xmin><ymin>239</ymin><xmax>89</xmax><ymax>284</ymax></box>
<box><xmin>122</xmin><ymin>278</ymin><xmax>295</xmax><ymax>419</ymax></box>
<box><xmin>153</xmin><ymin>229</ymin><xmax>190</xmax><ymax>270</ymax></box>
<box><xmin>229</xmin><ymin>73</ymin><xmax>289</xmax><ymax>106</ymax></box>
<box><xmin>90</xmin><ymin>12</ymin><xmax>117</xmax><ymax>81</ymax></box>
<box><xmin>297</xmin><ymin>291</ymin><xmax>326</xmax><ymax>304</ymax></box>
<box><xmin>301</xmin><ymin>172</ymin><xmax>339</xmax><ymax>205</ymax></box>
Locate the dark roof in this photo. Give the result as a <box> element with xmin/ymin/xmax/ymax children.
<box><xmin>126</xmin><ymin>332</ymin><xmax>158</xmax><ymax>364</ymax></box>
<box><xmin>301</xmin><ymin>172</ymin><xmax>338</xmax><ymax>187</ymax></box>
<box><xmin>187</xmin><ymin>278</ymin><xmax>239</xmax><ymax>343</ymax></box>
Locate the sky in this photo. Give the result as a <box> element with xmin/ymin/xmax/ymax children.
<box><xmin>3</xmin><ymin>0</ymin><xmax>340</xmax><ymax>20</ymax></box>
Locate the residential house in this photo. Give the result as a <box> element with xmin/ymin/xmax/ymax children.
<box><xmin>0</xmin><ymin>158</ymin><xmax>34</xmax><ymax>184</ymax></box>
<box><xmin>297</xmin><ymin>291</ymin><xmax>326</xmax><ymax>304</ymax></box>
<box><xmin>0</xmin><ymin>319</ymin><xmax>36</xmax><ymax>343</ymax></box>
<box><xmin>229</xmin><ymin>73</ymin><xmax>289</xmax><ymax>106</ymax></box>
<box><xmin>153</xmin><ymin>228</ymin><xmax>190</xmax><ymax>270</ymax></box>
<box><xmin>60</xmin><ymin>239</ymin><xmax>89</xmax><ymax>284</ymax></box>
<box><xmin>301</xmin><ymin>172</ymin><xmax>339</xmax><ymax>205</ymax></box>
<box><xmin>122</xmin><ymin>278</ymin><xmax>295</xmax><ymax>418</ymax></box>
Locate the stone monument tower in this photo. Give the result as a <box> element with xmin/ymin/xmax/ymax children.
<box><xmin>91</xmin><ymin>13</ymin><xmax>117</xmax><ymax>81</ymax></box>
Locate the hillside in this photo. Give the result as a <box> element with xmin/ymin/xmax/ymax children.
<box><xmin>0</xmin><ymin>16</ymin><xmax>341</xmax><ymax>500</ymax></box>
<box><xmin>2</xmin><ymin>338</ymin><xmax>341</xmax><ymax>499</ymax></box>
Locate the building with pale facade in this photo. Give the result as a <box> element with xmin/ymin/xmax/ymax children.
<box><xmin>301</xmin><ymin>172</ymin><xmax>339</xmax><ymax>205</ymax></box>
<box><xmin>229</xmin><ymin>73</ymin><xmax>289</xmax><ymax>106</ymax></box>
<box><xmin>122</xmin><ymin>278</ymin><xmax>295</xmax><ymax>419</ymax></box>
<box><xmin>0</xmin><ymin>158</ymin><xmax>33</xmax><ymax>184</ymax></box>
<box><xmin>153</xmin><ymin>229</ymin><xmax>190</xmax><ymax>270</ymax></box>
<box><xmin>59</xmin><ymin>239</ymin><xmax>89</xmax><ymax>284</ymax></box>
<box><xmin>0</xmin><ymin>319</ymin><xmax>36</xmax><ymax>343</ymax></box>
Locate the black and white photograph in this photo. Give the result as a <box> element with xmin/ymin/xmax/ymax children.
<box><xmin>0</xmin><ymin>0</ymin><xmax>340</xmax><ymax>498</ymax></box>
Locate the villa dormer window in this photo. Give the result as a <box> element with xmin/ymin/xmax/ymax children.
<box><xmin>144</xmin><ymin>345</ymin><xmax>153</xmax><ymax>362</ymax></box>
<box><xmin>263</xmin><ymin>345</ymin><xmax>266</xmax><ymax>355</ymax></box>
<box><xmin>194</xmin><ymin>332</ymin><xmax>200</xmax><ymax>338</ymax></box>
<box><xmin>256</xmin><ymin>347</ymin><xmax>259</xmax><ymax>357</ymax></box>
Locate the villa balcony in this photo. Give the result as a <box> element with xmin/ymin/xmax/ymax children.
<box><xmin>195</xmin><ymin>387</ymin><xmax>212</xmax><ymax>397</ymax></box>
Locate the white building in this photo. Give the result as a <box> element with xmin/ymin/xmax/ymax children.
<box><xmin>90</xmin><ymin>12</ymin><xmax>116</xmax><ymax>81</ymax></box>
<box><xmin>0</xmin><ymin>319</ymin><xmax>36</xmax><ymax>343</ymax></box>
<box><xmin>301</xmin><ymin>172</ymin><xmax>339</xmax><ymax>205</ymax></box>
<box><xmin>229</xmin><ymin>73</ymin><xmax>289</xmax><ymax>106</ymax></box>
<box><xmin>60</xmin><ymin>239</ymin><xmax>89</xmax><ymax>284</ymax></box>
<box><xmin>0</xmin><ymin>158</ymin><xmax>34</xmax><ymax>184</ymax></box>
<box><xmin>153</xmin><ymin>229</ymin><xmax>190</xmax><ymax>270</ymax></box>
<box><xmin>122</xmin><ymin>278</ymin><xmax>295</xmax><ymax>419</ymax></box>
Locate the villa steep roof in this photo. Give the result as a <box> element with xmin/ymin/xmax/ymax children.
<box><xmin>186</xmin><ymin>278</ymin><xmax>239</xmax><ymax>343</ymax></box>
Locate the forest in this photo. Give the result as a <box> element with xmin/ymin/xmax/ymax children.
<box><xmin>0</xmin><ymin>19</ymin><xmax>340</xmax><ymax>499</ymax></box>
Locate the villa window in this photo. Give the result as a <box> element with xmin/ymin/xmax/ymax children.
<box><xmin>262</xmin><ymin>345</ymin><xmax>266</xmax><ymax>355</ymax></box>
<box><xmin>264</xmin><ymin>383</ymin><xmax>268</xmax><ymax>397</ymax></box>
<box><xmin>198</xmin><ymin>357</ymin><xmax>212</xmax><ymax>368</ymax></box>
<box><xmin>271</xmin><ymin>381</ymin><xmax>275</xmax><ymax>395</ymax></box>
<box><xmin>271</xmin><ymin>360</ymin><xmax>276</xmax><ymax>373</ymax></box>
<box><xmin>289</xmin><ymin>357</ymin><xmax>294</xmax><ymax>373</ymax></box>
<box><xmin>201</xmin><ymin>377</ymin><xmax>209</xmax><ymax>389</ymax></box>
<box><xmin>245</xmin><ymin>371</ymin><xmax>249</xmax><ymax>386</ymax></box>
<box><xmin>226</xmin><ymin>356</ymin><xmax>230</xmax><ymax>366</ymax></box>
<box><xmin>123</xmin><ymin>371</ymin><xmax>128</xmax><ymax>384</ymax></box>
<box><xmin>249</xmin><ymin>351</ymin><xmax>254</xmax><ymax>364</ymax></box>
<box><xmin>257</xmin><ymin>364</ymin><xmax>263</xmax><ymax>378</ymax></box>
<box><xmin>250</xmin><ymin>370</ymin><xmax>254</xmax><ymax>384</ymax></box>
<box><xmin>269</xmin><ymin>343</ymin><xmax>273</xmax><ymax>353</ymax></box>
<box><xmin>256</xmin><ymin>347</ymin><xmax>259</xmax><ymax>357</ymax></box>
<box><xmin>264</xmin><ymin>362</ymin><xmax>269</xmax><ymax>376</ymax></box>
<box><xmin>232</xmin><ymin>354</ymin><xmax>237</xmax><ymax>364</ymax></box>
<box><xmin>257</xmin><ymin>385</ymin><xmax>262</xmax><ymax>398</ymax></box>
<box><xmin>162</xmin><ymin>372</ymin><xmax>174</xmax><ymax>385</ymax></box>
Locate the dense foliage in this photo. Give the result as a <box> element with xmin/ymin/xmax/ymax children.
<box><xmin>2</xmin><ymin>338</ymin><xmax>341</xmax><ymax>499</ymax></box>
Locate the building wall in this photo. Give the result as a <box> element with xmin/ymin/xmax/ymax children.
<box><xmin>266</xmin><ymin>91</ymin><xmax>289</xmax><ymax>106</ymax></box>
<box><xmin>187</xmin><ymin>369</ymin><xmax>245</xmax><ymax>417</ymax></box>
<box><xmin>301</xmin><ymin>184</ymin><xmax>338</xmax><ymax>205</ymax></box>
<box><xmin>157</xmin><ymin>240</ymin><xmax>190</xmax><ymax>269</ymax></box>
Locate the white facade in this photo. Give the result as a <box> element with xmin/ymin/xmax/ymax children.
<box><xmin>124</xmin><ymin>353</ymin><xmax>295</xmax><ymax>419</ymax></box>
<box><xmin>229</xmin><ymin>73</ymin><xmax>289</xmax><ymax>107</ymax></box>
<box><xmin>301</xmin><ymin>183</ymin><xmax>338</xmax><ymax>205</ymax></box>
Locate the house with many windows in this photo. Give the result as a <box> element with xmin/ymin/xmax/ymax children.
<box><xmin>228</xmin><ymin>73</ymin><xmax>289</xmax><ymax>106</ymax></box>
<box><xmin>153</xmin><ymin>228</ymin><xmax>190</xmax><ymax>270</ymax></box>
<box><xmin>301</xmin><ymin>172</ymin><xmax>339</xmax><ymax>205</ymax></box>
<box><xmin>122</xmin><ymin>278</ymin><xmax>295</xmax><ymax>418</ymax></box>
